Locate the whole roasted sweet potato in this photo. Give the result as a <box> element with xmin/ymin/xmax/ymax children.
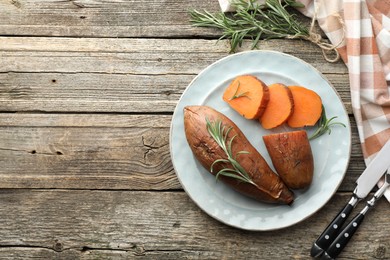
<box><xmin>184</xmin><ymin>105</ymin><xmax>294</xmax><ymax>205</ymax></box>
<box><xmin>263</xmin><ymin>130</ymin><xmax>314</xmax><ymax>189</ymax></box>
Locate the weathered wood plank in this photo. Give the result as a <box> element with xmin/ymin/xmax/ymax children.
<box><xmin>0</xmin><ymin>72</ymin><xmax>186</xmax><ymax>113</ymax></box>
<box><xmin>0</xmin><ymin>37</ymin><xmax>348</xmax><ymax>75</ymax></box>
<box><xmin>0</xmin><ymin>114</ymin><xmax>178</xmax><ymax>190</ymax></box>
<box><xmin>0</xmin><ymin>37</ymin><xmax>349</xmax><ymax>113</ymax></box>
<box><xmin>0</xmin><ymin>190</ymin><xmax>388</xmax><ymax>259</ymax></box>
<box><xmin>0</xmin><ymin>0</ymin><xmax>320</xmax><ymax>40</ymax></box>
<box><xmin>0</xmin><ymin>0</ymin><xmax>221</xmax><ymax>37</ymax></box>
<box><xmin>0</xmin><ymin>113</ymin><xmax>364</xmax><ymax>190</ymax></box>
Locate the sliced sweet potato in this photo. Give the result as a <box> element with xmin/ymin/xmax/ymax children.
<box><xmin>222</xmin><ymin>75</ymin><xmax>269</xmax><ymax>119</ymax></box>
<box><xmin>287</xmin><ymin>86</ymin><xmax>322</xmax><ymax>128</ymax></box>
<box><xmin>184</xmin><ymin>105</ymin><xmax>294</xmax><ymax>205</ymax></box>
<box><xmin>263</xmin><ymin>130</ymin><xmax>314</xmax><ymax>189</ymax></box>
<box><xmin>260</xmin><ymin>83</ymin><xmax>294</xmax><ymax>129</ymax></box>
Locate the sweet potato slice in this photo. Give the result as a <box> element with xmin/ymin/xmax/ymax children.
<box><xmin>223</xmin><ymin>75</ymin><xmax>269</xmax><ymax>119</ymax></box>
<box><xmin>287</xmin><ymin>86</ymin><xmax>322</xmax><ymax>128</ymax></box>
<box><xmin>263</xmin><ymin>130</ymin><xmax>314</xmax><ymax>189</ymax></box>
<box><xmin>260</xmin><ymin>83</ymin><xmax>294</xmax><ymax>129</ymax></box>
<box><xmin>184</xmin><ymin>105</ymin><xmax>294</xmax><ymax>205</ymax></box>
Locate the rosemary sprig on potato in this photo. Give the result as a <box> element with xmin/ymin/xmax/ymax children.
<box><xmin>228</xmin><ymin>81</ymin><xmax>250</xmax><ymax>100</ymax></box>
<box><xmin>206</xmin><ymin>118</ymin><xmax>258</xmax><ymax>187</ymax></box>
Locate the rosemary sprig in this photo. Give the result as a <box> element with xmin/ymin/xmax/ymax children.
<box><xmin>189</xmin><ymin>0</ymin><xmax>308</xmax><ymax>52</ymax></box>
<box><xmin>309</xmin><ymin>105</ymin><xmax>346</xmax><ymax>140</ymax></box>
<box><xmin>206</xmin><ymin>118</ymin><xmax>258</xmax><ymax>187</ymax></box>
<box><xmin>229</xmin><ymin>81</ymin><xmax>249</xmax><ymax>100</ymax></box>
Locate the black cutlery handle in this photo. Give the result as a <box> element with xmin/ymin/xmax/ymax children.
<box><xmin>310</xmin><ymin>202</ymin><xmax>355</xmax><ymax>257</ymax></box>
<box><xmin>321</xmin><ymin>213</ymin><xmax>365</xmax><ymax>259</ymax></box>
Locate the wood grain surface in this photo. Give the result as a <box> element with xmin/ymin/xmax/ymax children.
<box><xmin>0</xmin><ymin>0</ymin><xmax>387</xmax><ymax>259</ymax></box>
<box><xmin>0</xmin><ymin>190</ymin><xmax>388</xmax><ymax>259</ymax></box>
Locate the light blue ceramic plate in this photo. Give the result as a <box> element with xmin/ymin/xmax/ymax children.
<box><xmin>170</xmin><ymin>50</ymin><xmax>351</xmax><ymax>231</ymax></box>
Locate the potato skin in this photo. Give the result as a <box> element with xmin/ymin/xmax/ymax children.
<box><xmin>263</xmin><ymin>130</ymin><xmax>314</xmax><ymax>189</ymax></box>
<box><xmin>184</xmin><ymin>105</ymin><xmax>294</xmax><ymax>205</ymax></box>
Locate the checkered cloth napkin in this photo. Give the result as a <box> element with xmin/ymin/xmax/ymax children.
<box><xmin>218</xmin><ymin>0</ymin><xmax>390</xmax><ymax>199</ymax></box>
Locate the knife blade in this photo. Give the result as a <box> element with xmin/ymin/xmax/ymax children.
<box><xmin>310</xmin><ymin>139</ymin><xmax>390</xmax><ymax>258</ymax></box>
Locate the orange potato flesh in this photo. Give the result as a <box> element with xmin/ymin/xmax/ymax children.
<box><xmin>223</xmin><ymin>75</ymin><xmax>269</xmax><ymax>120</ymax></box>
<box><xmin>287</xmin><ymin>86</ymin><xmax>322</xmax><ymax>128</ymax></box>
<box><xmin>260</xmin><ymin>83</ymin><xmax>294</xmax><ymax>129</ymax></box>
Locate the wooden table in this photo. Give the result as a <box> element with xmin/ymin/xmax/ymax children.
<box><xmin>0</xmin><ymin>1</ymin><xmax>389</xmax><ymax>259</ymax></box>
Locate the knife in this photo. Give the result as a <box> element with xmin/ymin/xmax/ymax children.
<box><xmin>321</xmin><ymin>170</ymin><xmax>390</xmax><ymax>259</ymax></box>
<box><xmin>310</xmin><ymin>139</ymin><xmax>390</xmax><ymax>257</ymax></box>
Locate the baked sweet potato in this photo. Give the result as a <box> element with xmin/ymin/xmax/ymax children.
<box><xmin>184</xmin><ymin>105</ymin><xmax>294</xmax><ymax>205</ymax></box>
<box><xmin>263</xmin><ymin>130</ymin><xmax>314</xmax><ymax>189</ymax></box>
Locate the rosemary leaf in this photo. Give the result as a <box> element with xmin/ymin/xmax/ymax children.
<box><xmin>210</xmin><ymin>158</ymin><xmax>230</xmax><ymax>172</ymax></box>
<box><xmin>216</xmin><ymin>170</ymin><xmax>256</xmax><ymax>185</ymax></box>
<box><xmin>309</xmin><ymin>105</ymin><xmax>346</xmax><ymax>140</ymax></box>
<box><xmin>236</xmin><ymin>150</ymin><xmax>250</xmax><ymax>155</ymax></box>
<box><xmin>229</xmin><ymin>158</ymin><xmax>251</xmax><ymax>180</ymax></box>
<box><xmin>229</xmin><ymin>81</ymin><xmax>250</xmax><ymax>100</ymax></box>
